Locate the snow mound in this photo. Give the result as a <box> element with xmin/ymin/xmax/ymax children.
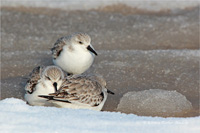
<box><xmin>0</xmin><ymin>98</ymin><xmax>200</xmax><ymax>133</ymax></box>
<box><xmin>117</xmin><ymin>89</ymin><xmax>192</xmax><ymax>117</ymax></box>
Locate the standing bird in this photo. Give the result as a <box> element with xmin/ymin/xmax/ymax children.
<box><xmin>51</xmin><ymin>33</ymin><xmax>98</xmax><ymax>75</ymax></box>
<box><xmin>24</xmin><ymin>65</ymin><xmax>65</xmax><ymax>106</ymax></box>
<box><xmin>39</xmin><ymin>74</ymin><xmax>114</xmax><ymax>111</ymax></box>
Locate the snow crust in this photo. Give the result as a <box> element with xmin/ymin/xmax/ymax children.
<box><xmin>0</xmin><ymin>98</ymin><xmax>200</xmax><ymax>133</ymax></box>
<box><xmin>117</xmin><ymin>89</ymin><xmax>193</xmax><ymax>117</ymax></box>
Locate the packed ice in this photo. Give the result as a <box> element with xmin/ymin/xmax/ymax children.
<box><xmin>117</xmin><ymin>89</ymin><xmax>193</xmax><ymax>117</ymax></box>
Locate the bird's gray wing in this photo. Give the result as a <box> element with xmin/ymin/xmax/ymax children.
<box><xmin>41</xmin><ymin>76</ymin><xmax>104</xmax><ymax>106</ymax></box>
<box><xmin>25</xmin><ymin>66</ymin><xmax>44</xmax><ymax>94</ymax></box>
<box><xmin>51</xmin><ymin>37</ymin><xmax>66</xmax><ymax>59</ymax></box>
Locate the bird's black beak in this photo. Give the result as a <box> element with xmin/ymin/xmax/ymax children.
<box><xmin>107</xmin><ymin>89</ymin><xmax>115</xmax><ymax>95</ymax></box>
<box><xmin>87</xmin><ymin>45</ymin><xmax>98</xmax><ymax>56</ymax></box>
<box><xmin>53</xmin><ymin>82</ymin><xmax>57</xmax><ymax>92</ymax></box>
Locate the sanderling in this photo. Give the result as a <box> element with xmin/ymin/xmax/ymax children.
<box><xmin>24</xmin><ymin>65</ymin><xmax>65</xmax><ymax>106</ymax></box>
<box><xmin>39</xmin><ymin>74</ymin><xmax>114</xmax><ymax>111</ymax></box>
<box><xmin>51</xmin><ymin>32</ymin><xmax>98</xmax><ymax>75</ymax></box>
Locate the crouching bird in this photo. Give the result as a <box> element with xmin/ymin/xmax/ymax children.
<box><xmin>39</xmin><ymin>74</ymin><xmax>114</xmax><ymax>111</ymax></box>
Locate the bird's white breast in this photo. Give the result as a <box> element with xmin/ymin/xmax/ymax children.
<box><xmin>24</xmin><ymin>80</ymin><xmax>55</xmax><ymax>106</ymax></box>
<box><xmin>53</xmin><ymin>45</ymin><xmax>94</xmax><ymax>74</ymax></box>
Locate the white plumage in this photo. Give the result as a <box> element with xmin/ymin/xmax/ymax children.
<box><xmin>51</xmin><ymin>33</ymin><xmax>97</xmax><ymax>75</ymax></box>
<box><xmin>24</xmin><ymin>66</ymin><xmax>65</xmax><ymax>106</ymax></box>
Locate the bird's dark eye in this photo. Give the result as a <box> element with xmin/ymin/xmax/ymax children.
<box><xmin>79</xmin><ymin>41</ymin><xmax>83</xmax><ymax>44</ymax></box>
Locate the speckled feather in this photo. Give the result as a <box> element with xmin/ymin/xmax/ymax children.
<box><xmin>25</xmin><ymin>66</ymin><xmax>44</xmax><ymax>94</ymax></box>
<box><xmin>25</xmin><ymin>65</ymin><xmax>66</xmax><ymax>106</ymax></box>
<box><xmin>49</xmin><ymin>75</ymin><xmax>105</xmax><ymax>106</ymax></box>
<box><xmin>44</xmin><ymin>66</ymin><xmax>64</xmax><ymax>81</ymax></box>
<box><xmin>51</xmin><ymin>36</ymin><xmax>68</xmax><ymax>59</ymax></box>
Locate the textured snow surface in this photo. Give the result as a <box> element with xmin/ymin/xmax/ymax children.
<box><xmin>0</xmin><ymin>98</ymin><xmax>200</xmax><ymax>133</ymax></box>
<box><xmin>117</xmin><ymin>89</ymin><xmax>193</xmax><ymax>117</ymax></box>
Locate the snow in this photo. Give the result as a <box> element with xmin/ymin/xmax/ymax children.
<box><xmin>0</xmin><ymin>98</ymin><xmax>199</xmax><ymax>133</ymax></box>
